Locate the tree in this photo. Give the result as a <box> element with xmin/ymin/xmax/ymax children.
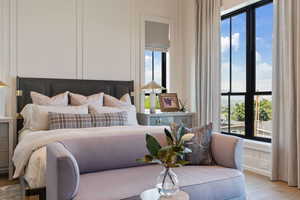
<box><xmin>231</xmin><ymin>98</ymin><xmax>272</xmax><ymax>122</ymax></box>
<box><xmin>256</xmin><ymin>98</ymin><xmax>272</xmax><ymax>121</ymax></box>
<box><xmin>232</xmin><ymin>102</ymin><xmax>245</xmax><ymax>121</ymax></box>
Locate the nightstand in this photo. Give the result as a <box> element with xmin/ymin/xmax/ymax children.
<box><xmin>137</xmin><ymin>112</ymin><xmax>196</xmax><ymax>128</ymax></box>
<box><xmin>0</xmin><ymin>117</ymin><xmax>14</xmax><ymax>179</ymax></box>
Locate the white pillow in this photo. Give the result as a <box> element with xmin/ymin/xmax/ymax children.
<box><xmin>89</xmin><ymin>105</ymin><xmax>138</xmax><ymax>126</ymax></box>
<box><xmin>69</xmin><ymin>92</ymin><xmax>104</xmax><ymax>106</ymax></box>
<box><xmin>104</xmin><ymin>93</ymin><xmax>132</xmax><ymax>107</ymax></box>
<box><xmin>31</xmin><ymin>91</ymin><xmax>69</xmax><ymax>106</ymax></box>
<box><xmin>21</xmin><ymin>104</ymin><xmax>88</xmax><ymax>131</ymax></box>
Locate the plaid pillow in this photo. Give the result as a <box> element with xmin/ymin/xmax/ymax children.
<box><xmin>48</xmin><ymin>112</ymin><xmax>128</xmax><ymax>130</ymax></box>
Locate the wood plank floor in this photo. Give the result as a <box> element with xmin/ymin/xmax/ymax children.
<box><xmin>245</xmin><ymin>171</ymin><xmax>300</xmax><ymax>200</ymax></box>
<box><xmin>1</xmin><ymin>171</ymin><xmax>300</xmax><ymax>200</ymax></box>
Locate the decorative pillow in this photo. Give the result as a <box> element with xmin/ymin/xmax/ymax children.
<box><xmin>48</xmin><ymin>112</ymin><xmax>128</xmax><ymax>130</ymax></box>
<box><xmin>104</xmin><ymin>93</ymin><xmax>132</xmax><ymax>107</ymax></box>
<box><xmin>89</xmin><ymin>105</ymin><xmax>138</xmax><ymax>126</ymax></box>
<box><xmin>184</xmin><ymin>123</ymin><xmax>214</xmax><ymax>165</ymax></box>
<box><xmin>31</xmin><ymin>91</ymin><xmax>69</xmax><ymax>106</ymax></box>
<box><xmin>21</xmin><ymin>104</ymin><xmax>89</xmax><ymax>131</ymax></box>
<box><xmin>69</xmin><ymin>92</ymin><xmax>104</xmax><ymax>106</ymax></box>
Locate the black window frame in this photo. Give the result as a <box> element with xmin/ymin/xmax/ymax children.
<box><xmin>144</xmin><ymin>50</ymin><xmax>167</xmax><ymax>96</ymax></box>
<box><xmin>221</xmin><ymin>0</ymin><xmax>273</xmax><ymax>143</ymax></box>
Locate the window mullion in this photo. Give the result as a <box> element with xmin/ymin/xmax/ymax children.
<box><xmin>245</xmin><ymin>7</ymin><xmax>255</xmax><ymax>139</ymax></box>
<box><xmin>229</xmin><ymin>17</ymin><xmax>232</xmax><ymax>134</ymax></box>
<box><xmin>162</xmin><ymin>52</ymin><xmax>167</xmax><ymax>93</ymax></box>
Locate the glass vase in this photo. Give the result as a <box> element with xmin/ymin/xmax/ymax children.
<box><xmin>156</xmin><ymin>167</ymin><xmax>179</xmax><ymax>196</ymax></box>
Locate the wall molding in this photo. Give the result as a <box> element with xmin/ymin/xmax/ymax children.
<box><xmin>76</xmin><ymin>0</ymin><xmax>84</xmax><ymax>79</ymax></box>
<box><xmin>244</xmin><ymin>139</ymin><xmax>272</xmax><ymax>153</ymax></box>
<box><xmin>244</xmin><ymin>165</ymin><xmax>271</xmax><ymax>177</ymax></box>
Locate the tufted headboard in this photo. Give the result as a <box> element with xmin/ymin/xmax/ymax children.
<box><xmin>16</xmin><ymin>77</ymin><xmax>134</xmax><ymax>131</ymax></box>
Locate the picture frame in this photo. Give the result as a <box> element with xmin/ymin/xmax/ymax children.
<box><xmin>159</xmin><ymin>93</ymin><xmax>180</xmax><ymax>112</ymax></box>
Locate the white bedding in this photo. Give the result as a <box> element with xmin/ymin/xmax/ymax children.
<box><xmin>14</xmin><ymin>126</ymin><xmax>167</xmax><ymax>188</ymax></box>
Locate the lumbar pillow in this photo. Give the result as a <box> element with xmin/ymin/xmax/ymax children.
<box><xmin>104</xmin><ymin>93</ymin><xmax>132</xmax><ymax>107</ymax></box>
<box><xmin>48</xmin><ymin>112</ymin><xmax>128</xmax><ymax>130</ymax></box>
<box><xmin>184</xmin><ymin>123</ymin><xmax>214</xmax><ymax>165</ymax></box>
<box><xmin>21</xmin><ymin>104</ymin><xmax>88</xmax><ymax>131</ymax></box>
<box><xmin>89</xmin><ymin>105</ymin><xmax>138</xmax><ymax>126</ymax></box>
<box><xmin>69</xmin><ymin>92</ymin><xmax>104</xmax><ymax>106</ymax></box>
<box><xmin>30</xmin><ymin>91</ymin><xmax>69</xmax><ymax>106</ymax></box>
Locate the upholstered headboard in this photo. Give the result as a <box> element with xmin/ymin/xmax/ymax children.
<box><xmin>16</xmin><ymin>77</ymin><xmax>134</xmax><ymax>131</ymax></box>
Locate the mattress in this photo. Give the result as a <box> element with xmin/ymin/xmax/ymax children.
<box><xmin>16</xmin><ymin>126</ymin><xmax>167</xmax><ymax>189</ymax></box>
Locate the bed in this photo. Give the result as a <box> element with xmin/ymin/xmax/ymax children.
<box><xmin>13</xmin><ymin>77</ymin><xmax>166</xmax><ymax>200</ymax></box>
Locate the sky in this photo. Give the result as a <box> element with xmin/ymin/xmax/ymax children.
<box><xmin>145</xmin><ymin>50</ymin><xmax>162</xmax><ymax>85</ymax></box>
<box><xmin>221</xmin><ymin>3</ymin><xmax>273</xmax><ymax>94</ymax></box>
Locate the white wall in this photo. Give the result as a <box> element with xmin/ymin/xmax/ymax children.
<box><xmin>221</xmin><ymin>0</ymin><xmax>248</xmax><ymax>10</ymax></box>
<box><xmin>0</xmin><ymin>0</ymin><xmax>184</xmax><ymax>116</ymax></box>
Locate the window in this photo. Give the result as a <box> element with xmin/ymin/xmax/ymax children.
<box><xmin>221</xmin><ymin>0</ymin><xmax>273</xmax><ymax>142</ymax></box>
<box><xmin>144</xmin><ymin>50</ymin><xmax>167</xmax><ymax>110</ymax></box>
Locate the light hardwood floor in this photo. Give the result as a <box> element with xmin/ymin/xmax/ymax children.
<box><xmin>1</xmin><ymin>171</ymin><xmax>300</xmax><ymax>200</ymax></box>
<box><xmin>245</xmin><ymin>171</ymin><xmax>300</xmax><ymax>200</ymax></box>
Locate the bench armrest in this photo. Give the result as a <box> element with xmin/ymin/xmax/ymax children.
<box><xmin>211</xmin><ymin>133</ymin><xmax>244</xmax><ymax>171</ymax></box>
<box><xmin>47</xmin><ymin>142</ymin><xmax>80</xmax><ymax>200</ymax></box>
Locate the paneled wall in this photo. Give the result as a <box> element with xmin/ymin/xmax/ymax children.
<box><xmin>0</xmin><ymin>0</ymin><xmax>184</xmax><ymax>115</ymax></box>
<box><xmin>82</xmin><ymin>0</ymin><xmax>132</xmax><ymax>80</ymax></box>
<box><xmin>17</xmin><ymin>0</ymin><xmax>78</xmax><ymax>79</ymax></box>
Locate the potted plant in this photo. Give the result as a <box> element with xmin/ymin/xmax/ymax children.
<box><xmin>137</xmin><ymin>123</ymin><xmax>194</xmax><ymax>197</ymax></box>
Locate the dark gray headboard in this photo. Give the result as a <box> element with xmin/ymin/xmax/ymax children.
<box><xmin>16</xmin><ymin>77</ymin><xmax>134</xmax><ymax>131</ymax></box>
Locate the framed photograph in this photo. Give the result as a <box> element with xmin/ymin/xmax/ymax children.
<box><xmin>159</xmin><ymin>93</ymin><xmax>180</xmax><ymax>112</ymax></box>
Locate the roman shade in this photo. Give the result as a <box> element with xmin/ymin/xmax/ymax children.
<box><xmin>145</xmin><ymin>21</ymin><xmax>170</xmax><ymax>52</ymax></box>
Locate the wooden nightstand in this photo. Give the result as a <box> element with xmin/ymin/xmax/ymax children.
<box><xmin>137</xmin><ymin>112</ymin><xmax>196</xmax><ymax>128</ymax></box>
<box><xmin>0</xmin><ymin>117</ymin><xmax>14</xmax><ymax>179</ymax></box>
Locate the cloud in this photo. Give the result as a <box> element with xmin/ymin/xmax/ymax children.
<box><xmin>145</xmin><ymin>55</ymin><xmax>151</xmax><ymax>61</ymax></box>
<box><xmin>221</xmin><ymin>62</ymin><xmax>246</xmax><ymax>92</ymax></box>
<box><xmin>144</xmin><ymin>67</ymin><xmax>162</xmax><ymax>85</ymax></box>
<box><xmin>256</xmin><ymin>37</ymin><xmax>263</xmax><ymax>42</ymax></box>
<box><xmin>221</xmin><ymin>36</ymin><xmax>229</xmax><ymax>53</ymax></box>
<box><xmin>256</xmin><ymin>51</ymin><xmax>262</xmax><ymax>62</ymax></box>
<box><xmin>232</xmin><ymin>33</ymin><xmax>240</xmax><ymax>51</ymax></box>
<box><xmin>221</xmin><ymin>33</ymin><xmax>240</xmax><ymax>53</ymax></box>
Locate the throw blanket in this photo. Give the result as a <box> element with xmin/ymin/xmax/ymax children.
<box><xmin>13</xmin><ymin>126</ymin><xmax>167</xmax><ymax>179</ymax></box>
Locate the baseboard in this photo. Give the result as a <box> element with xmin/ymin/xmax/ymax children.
<box><xmin>243</xmin><ymin>165</ymin><xmax>271</xmax><ymax>177</ymax></box>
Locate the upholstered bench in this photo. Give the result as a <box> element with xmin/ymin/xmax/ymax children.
<box><xmin>46</xmin><ymin>133</ymin><xmax>246</xmax><ymax>200</ymax></box>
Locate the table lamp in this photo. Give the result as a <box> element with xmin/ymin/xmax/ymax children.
<box><xmin>0</xmin><ymin>81</ymin><xmax>8</xmax><ymax>117</ymax></box>
<box><xmin>141</xmin><ymin>80</ymin><xmax>165</xmax><ymax>114</ymax></box>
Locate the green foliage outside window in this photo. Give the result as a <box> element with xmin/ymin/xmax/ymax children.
<box><xmin>222</xmin><ymin>98</ymin><xmax>272</xmax><ymax>122</ymax></box>
<box><xmin>255</xmin><ymin>99</ymin><xmax>272</xmax><ymax>121</ymax></box>
<box><xmin>232</xmin><ymin>102</ymin><xmax>245</xmax><ymax>121</ymax></box>
<box><xmin>144</xmin><ymin>95</ymin><xmax>161</xmax><ymax>110</ymax></box>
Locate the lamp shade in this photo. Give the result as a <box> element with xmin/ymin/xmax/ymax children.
<box><xmin>141</xmin><ymin>80</ymin><xmax>165</xmax><ymax>90</ymax></box>
<box><xmin>0</xmin><ymin>81</ymin><xmax>8</xmax><ymax>88</ymax></box>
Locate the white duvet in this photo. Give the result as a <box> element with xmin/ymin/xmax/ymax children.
<box><xmin>13</xmin><ymin>126</ymin><xmax>167</xmax><ymax>188</ymax></box>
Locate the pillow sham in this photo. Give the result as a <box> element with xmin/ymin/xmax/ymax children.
<box><xmin>21</xmin><ymin>104</ymin><xmax>88</xmax><ymax>131</ymax></box>
<box><xmin>104</xmin><ymin>93</ymin><xmax>132</xmax><ymax>107</ymax></box>
<box><xmin>69</xmin><ymin>92</ymin><xmax>104</xmax><ymax>106</ymax></box>
<box><xmin>89</xmin><ymin>105</ymin><xmax>138</xmax><ymax>126</ymax></box>
<box><xmin>31</xmin><ymin>91</ymin><xmax>69</xmax><ymax>106</ymax></box>
<box><xmin>48</xmin><ymin>112</ymin><xmax>128</xmax><ymax>130</ymax></box>
<box><xmin>184</xmin><ymin>123</ymin><xmax>214</xmax><ymax>165</ymax></box>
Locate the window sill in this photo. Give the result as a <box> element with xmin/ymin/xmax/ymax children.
<box><xmin>243</xmin><ymin>139</ymin><xmax>271</xmax><ymax>153</ymax></box>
